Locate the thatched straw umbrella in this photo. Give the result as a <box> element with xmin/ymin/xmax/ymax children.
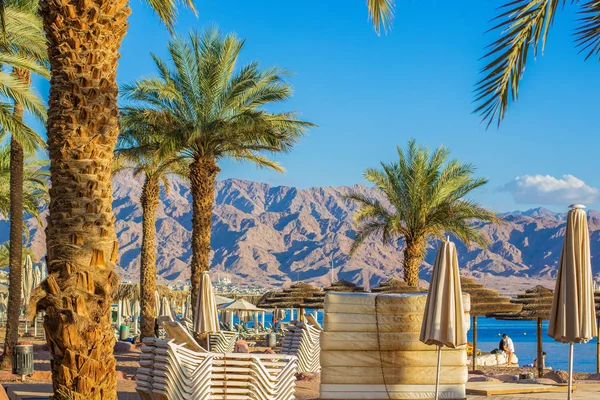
<box><xmin>489</xmin><ymin>285</ymin><xmax>554</xmax><ymax>378</ymax></box>
<box><xmin>257</xmin><ymin>282</ymin><xmax>325</xmax><ymax>320</ymax></box>
<box><xmin>324</xmin><ymin>279</ymin><xmax>366</xmax><ymax>293</ymax></box>
<box><xmin>460</xmin><ymin>277</ymin><xmax>522</xmax><ymax>371</ymax></box>
<box><xmin>371</xmin><ymin>277</ymin><xmax>425</xmax><ymax>294</ymax></box>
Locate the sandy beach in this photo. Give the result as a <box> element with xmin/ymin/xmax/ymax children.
<box><xmin>0</xmin><ymin>339</ymin><xmax>599</xmax><ymax>399</ymax></box>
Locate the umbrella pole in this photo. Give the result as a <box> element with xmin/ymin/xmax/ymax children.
<box><xmin>537</xmin><ymin>318</ymin><xmax>543</xmax><ymax>378</ymax></box>
<box><xmin>472</xmin><ymin>316</ymin><xmax>477</xmax><ymax>371</ymax></box>
<box><xmin>435</xmin><ymin>345</ymin><xmax>442</xmax><ymax>400</ymax></box>
<box><xmin>597</xmin><ymin>317</ymin><xmax>600</xmax><ymax>374</ymax></box>
<box><xmin>568</xmin><ymin>342</ymin><xmax>574</xmax><ymax>400</ymax></box>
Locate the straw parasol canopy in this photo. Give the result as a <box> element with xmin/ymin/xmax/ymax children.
<box><xmin>257</xmin><ymin>282</ymin><xmax>325</xmax><ymax>310</ymax></box>
<box><xmin>324</xmin><ymin>280</ymin><xmax>365</xmax><ymax>293</ymax></box>
<box><xmin>490</xmin><ymin>286</ymin><xmax>553</xmax><ymax>320</ymax></box>
<box><xmin>460</xmin><ymin>277</ymin><xmax>522</xmax><ymax>316</ymax></box>
<box><xmin>488</xmin><ymin>285</ymin><xmax>553</xmax><ymax>377</ymax></box>
<box><xmin>116</xmin><ymin>284</ymin><xmax>181</xmax><ymax>303</ymax></box>
<box><xmin>371</xmin><ymin>277</ymin><xmax>425</xmax><ymax>294</ymax></box>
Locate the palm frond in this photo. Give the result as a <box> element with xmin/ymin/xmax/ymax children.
<box><xmin>367</xmin><ymin>0</ymin><xmax>395</xmax><ymax>35</ymax></box>
<box><xmin>474</xmin><ymin>0</ymin><xmax>562</xmax><ymax>128</ymax></box>
<box><xmin>144</xmin><ymin>0</ymin><xmax>196</xmax><ymax>34</ymax></box>
<box><xmin>575</xmin><ymin>0</ymin><xmax>600</xmax><ymax>60</ymax></box>
<box><xmin>345</xmin><ymin>139</ymin><xmax>500</xmax><ymax>259</ymax></box>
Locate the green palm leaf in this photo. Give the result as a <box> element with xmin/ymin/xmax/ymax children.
<box><xmin>474</xmin><ymin>0</ymin><xmax>562</xmax><ymax>127</ymax></box>
<box><xmin>344</xmin><ymin>139</ymin><xmax>500</xmax><ymax>284</ymax></box>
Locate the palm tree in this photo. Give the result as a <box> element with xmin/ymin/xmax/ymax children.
<box><xmin>33</xmin><ymin>0</ymin><xmax>386</xmax><ymax>396</ymax></box>
<box><xmin>115</xmin><ymin>110</ymin><xmax>188</xmax><ymax>339</ymax></box>
<box><xmin>474</xmin><ymin>0</ymin><xmax>600</xmax><ymax>127</ymax></box>
<box><xmin>0</xmin><ymin>0</ymin><xmax>48</xmax><ymax>371</ymax></box>
<box><xmin>122</xmin><ymin>28</ymin><xmax>313</xmax><ymax>313</ymax></box>
<box><xmin>0</xmin><ymin>243</ymin><xmax>35</xmax><ymax>269</ymax></box>
<box><xmin>34</xmin><ymin>1</ymin><xmax>196</xmax><ymax>398</ymax></box>
<box><xmin>345</xmin><ymin>139</ymin><xmax>499</xmax><ymax>286</ymax></box>
<box><xmin>0</xmin><ymin>142</ymin><xmax>48</xmax><ymax>220</ymax></box>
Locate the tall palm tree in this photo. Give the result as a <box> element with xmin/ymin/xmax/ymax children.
<box><xmin>474</xmin><ymin>0</ymin><xmax>600</xmax><ymax>127</ymax></box>
<box><xmin>122</xmin><ymin>28</ymin><xmax>313</xmax><ymax>313</ymax></box>
<box><xmin>0</xmin><ymin>0</ymin><xmax>48</xmax><ymax>371</ymax></box>
<box><xmin>34</xmin><ymin>1</ymin><xmax>195</xmax><ymax>398</ymax></box>
<box><xmin>345</xmin><ymin>139</ymin><xmax>499</xmax><ymax>286</ymax></box>
<box><xmin>115</xmin><ymin>110</ymin><xmax>188</xmax><ymax>339</ymax></box>
<box><xmin>33</xmin><ymin>0</ymin><xmax>386</xmax><ymax>396</ymax></box>
<box><xmin>0</xmin><ymin>142</ymin><xmax>48</xmax><ymax>220</ymax></box>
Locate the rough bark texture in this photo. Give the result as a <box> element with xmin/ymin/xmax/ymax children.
<box><xmin>1</xmin><ymin>68</ymin><xmax>30</xmax><ymax>370</ymax></box>
<box><xmin>403</xmin><ymin>238</ymin><xmax>425</xmax><ymax>287</ymax></box>
<box><xmin>189</xmin><ymin>157</ymin><xmax>219</xmax><ymax>316</ymax></box>
<box><xmin>39</xmin><ymin>1</ymin><xmax>130</xmax><ymax>399</ymax></box>
<box><xmin>140</xmin><ymin>177</ymin><xmax>159</xmax><ymax>339</ymax></box>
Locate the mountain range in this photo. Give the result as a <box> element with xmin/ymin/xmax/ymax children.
<box><xmin>2</xmin><ymin>174</ymin><xmax>599</xmax><ymax>294</ymax></box>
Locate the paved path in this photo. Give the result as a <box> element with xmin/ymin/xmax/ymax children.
<box><xmin>468</xmin><ymin>383</ymin><xmax>600</xmax><ymax>399</ymax></box>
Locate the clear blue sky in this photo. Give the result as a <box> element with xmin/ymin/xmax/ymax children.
<box><xmin>32</xmin><ymin>0</ymin><xmax>600</xmax><ymax>212</ymax></box>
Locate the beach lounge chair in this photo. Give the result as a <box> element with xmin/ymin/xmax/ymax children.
<box><xmin>208</xmin><ymin>331</ymin><xmax>238</xmax><ymax>353</ymax></box>
<box><xmin>280</xmin><ymin>315</ymin><xmax>321</xmax><ymax>373</ymax></box>
<box><xmin>136</xmin><ymin>321</ymin><xmax>297</xmax><ymax>400</ymax></box>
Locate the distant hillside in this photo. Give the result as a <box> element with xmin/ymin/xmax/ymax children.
<box><xmin>2</xmin><ymin>174</ymin><xmax>599</xmax><ymax>292</ymax></box>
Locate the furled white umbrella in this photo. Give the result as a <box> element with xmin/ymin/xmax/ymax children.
<box><xmin>40</xmin><ymin>260</ymin><xmax>47</xmax><ymax>281</ymax></box>
<box><xmin>121</xmin><ymin>299</ymin><xmax>132</xmax><ymax>318</ymax></box>
<box><xmin>159</xmin><ymin>297</ymin><xmax>172</xmax><ymax>318</ymax></box>
<box><xmin>32</xmin><ymin>266</ymin><xmax>41</xmax><ymax>290</ymax></box>
<box><xmin>154</xmin><ymin>291</ymin><xmax>160</xmax><ymax>317</ymax></box>
<box><xmin>21</xmin><ymin>255</ymin><xmax>33</xmax><ymax>311</ymax></box>
<box><xmin>548</xmin><ymin>204</ymin><xmax>597</xmax><ymax>399</ymax></box>
<box><xmin>420</xmin><ymin>239</ymin><xmax>468</xmax><ymax>400</ymax></box>
<box><xmin>193</xmin><ymin>272</ymin><xmax>220</xmax><ymax>334</ymax></box>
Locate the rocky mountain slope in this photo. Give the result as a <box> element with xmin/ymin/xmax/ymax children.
<box><xmin>2</xmin><ymin>174</ymin><xmax>600</xmax><ymax>292</ymax></box>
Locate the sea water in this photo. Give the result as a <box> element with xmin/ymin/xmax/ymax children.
<box><xmin>468</xmin><ymin>317</ymin><xmax>598</xmax><ymax>373</ymax></box>
<box><xmin>237</xmin><ymin>311</ymin><xmax>598</xmax><ymax>373</ymax></box>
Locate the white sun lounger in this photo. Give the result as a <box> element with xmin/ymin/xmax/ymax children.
<box><xmin>135</xmin><ymin>321</ymin><xmax>297</xmax><ymax>400</ymax></box>
<box><xmin>280</xmin><ymin>317</ymin><xmax>321</xmax><ymax>373</ymax></box>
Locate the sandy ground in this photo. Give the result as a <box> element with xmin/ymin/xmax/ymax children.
<box><xmin>0</xmin><ymin>339</ymin><xmax>599</xmax><ymax>399</ymax></box>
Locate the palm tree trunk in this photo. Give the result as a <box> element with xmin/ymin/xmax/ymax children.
<box><xmin>140</xmin><ymin>177</ymin><xmax>159</xmax><ymax>339</ymax></box>
<box><xmin>39</xmin><ymin>2</ymin><xmax>131</xmax><ymax>399</ymax></box>
<box><xmin>403</xmin><ymin>238</ymin><xmax>425</xmax><ymax>287</ymax></box>
<box><xmin>189</xmin><ymin>157</ymin><xmax>219</xmax><ymax>316</ymax></box>
<box><xmin>0</xmin><ymin>69</ymin><xmax>29</xmax><ymax>370</ymax></box>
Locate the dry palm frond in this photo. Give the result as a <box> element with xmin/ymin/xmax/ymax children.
<box><xmin>368</xmin><ymin>0</ymin><xmax>395</xmax><ymax>35</ymax></box>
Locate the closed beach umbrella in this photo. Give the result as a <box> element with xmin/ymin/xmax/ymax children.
<box><xmin>160</xmin><ymin>297</ymin><xmax>172</xmax><ymax>318</ymax></box>
<box><xmin>154</xmin><ymin>291</ymin><xmax>160</xmax><ymax>317</ymax></box>
<box><xmin>21</xmin><ymin>255</ymin><xmax>33</xmax><ymax>310</ymax></box>
<box><xmin>420</xmin><ymin>239</ymin><xmax>468</xmax><ymax>400</ymax></box>
<box><xmin>549</xmin><ymin>204</ymin><xmax>597</xmax><ymax>399</ymax></box>
<box><xmin>193</xmin><ymin>272</ymin><xmax>220</xmax><ymax>334</ymax></box>
<box><xmin>32</xmin><ymin>266</ymin><xmax>41</xmax><ymax>290</ymax></box>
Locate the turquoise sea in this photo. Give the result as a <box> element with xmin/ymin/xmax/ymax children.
<box><xmin>244</xmin><ymin>311</ymin><xmax>598</xmax><ymax>373</ymax></box>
